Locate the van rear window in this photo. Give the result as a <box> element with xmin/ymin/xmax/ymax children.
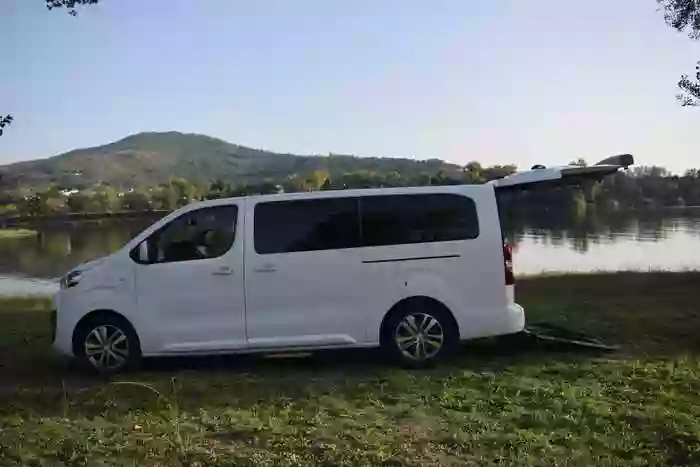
<box><xmin>254</xmin><ymin>193</ymin><xmax>479</xmax><ymax>254</ymax></box>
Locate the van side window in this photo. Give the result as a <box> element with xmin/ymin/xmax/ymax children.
<box><xmin>141</xmin><ymin>205</ymin><xmax>237</xmax><ymax>263</ymax></box>
<box><xmin>254</xmin><ymin>198</ymin><xmax>360</xmax><ymax>254</ymax></box>
<box><xmin>360</xmin><ymin>194</ymin><xmax>479</xmax><ymax>247</ymax></box>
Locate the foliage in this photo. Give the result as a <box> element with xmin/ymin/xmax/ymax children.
<box><xmin>659</xmin><ymin>0</ymin><xmax>700</xmax><ymax>39</ymax></box>
<box><xmin>498</xmin><ymin>164</ymin><xmax>700</xmax><ymax>219</ymax></box>
<box><xmin>3</xmin><ymin>151</ymin><xmax>700</xmax><ymax>219</ymax></box>
<box><xmin>2</xmin><ymin>134</ymin><xmax>700</xmax><ymax>219</ymax></box>
<box><xmin>2</xmin><ymin>272</ymin><xmax>700</xmax><ymax>465</ymax></box>
<box><xmin>678</xmin><ymin>61</ymin><xmax>700</xmax><ymax>106</ymax></box>
<box><xmin>658</xmin><ymin>0</ymin><xmax>700</xmax><ymax>106</ymax></box>
<box><xmin>0</xmin><ymin>115</ymin><xmax>12</xmax><ymax>137</ymax></box>
<box><xmin>45</xmin><ymin>0</ymin><xmax>99</xmax><ymax>16</ymax></box>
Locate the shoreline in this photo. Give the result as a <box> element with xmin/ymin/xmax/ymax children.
<box><xmin>0</xmin><ymin>228</ymin><xmax>39</xmax><ymax>239</ymax></box>
<box><xmin>1</xmin><ymin>269</ymin><xmax>698</xmax><ymax>298</ymax></box>
<box><xmin>0</xmin><ymin>209</ymin><xmax>169</xmax><ymax>227</ymax></box>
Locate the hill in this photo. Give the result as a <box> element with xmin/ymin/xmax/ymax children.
<box><xmin>0</xmin><ymin>132</ymin><xmax>461</xmax><ymax>189</ymax></box>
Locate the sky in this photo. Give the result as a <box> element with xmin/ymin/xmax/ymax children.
<box><xmin>1</xmin><ymin>0</ymin><xmax>698</xmax><ymax>173</ymax></box>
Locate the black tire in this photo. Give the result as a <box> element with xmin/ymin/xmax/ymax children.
<box><xmin>381</xmin><ymin>300</ymin><xmax>459</xmax><ymax>368</ymax></box>
<box><xmin>72</xmin><ymin>313</ymin><xmax>142</xmax><ymax>375</ymax></box>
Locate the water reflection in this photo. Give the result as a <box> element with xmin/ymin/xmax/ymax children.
<box><xmin>0</xmin><ymin>220</ymin><xmax>152</xmax><ymax>280</ymax></box>
<box><xmin>505</xmin><ymin>209</ymin><xmax>700</xmax><ymax>274</ymax></box>
<box><xmin>1</xmin><ymin>210</ymin><xmax>699</xmax><ymax>294</ymax></box>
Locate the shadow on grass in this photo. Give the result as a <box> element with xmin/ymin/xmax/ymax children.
<box><xmin>0</xmin><ymin>332</ymin><xmax>615</xmax><ymax>418</ymax></box>
<box><xmin>126</xmin><ymin>335</ymin><xmax>610</xmax><ymax>384</ymax></box>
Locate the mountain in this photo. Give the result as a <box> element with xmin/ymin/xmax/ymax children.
<box><xmin>0</xmin><ymin>132</ymin><xmax>461</xmax><ymax>189</ymax></box>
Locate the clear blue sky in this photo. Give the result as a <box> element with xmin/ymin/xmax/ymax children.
<box><xmin>1</xmin><ymin>0</ymin><xmax>698</xmax><ymax>172</ymax></box>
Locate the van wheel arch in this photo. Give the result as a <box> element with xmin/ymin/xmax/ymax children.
<box><xmin>379</xmin><ymin>296</ymin><xmax>460</xmax><ymax>345</ymax></box>
<box><xmin>71</xmin><ymin>310</ymin><xmax>142</xmax><ymax>368</ymax></box>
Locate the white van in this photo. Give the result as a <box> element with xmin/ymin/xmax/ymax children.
<box><xmin>51</xmin><ymin>154</ymin><xmax>633</xmax><ymax>373</ymax></box>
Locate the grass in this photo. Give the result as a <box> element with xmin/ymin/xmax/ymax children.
<box><xmin>0</xmin><ymin>228</ymin><xmax>38</xmax><ymax>239</ymax></box>
<box><xmin>1</xmin><ymin>272</ymin><xmax>700</xmax><ymax>466</ymax></box>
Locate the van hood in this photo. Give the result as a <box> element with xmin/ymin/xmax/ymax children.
<box><xmin>70</xmin><ymin>255</ymin><xmax>110</xmax><ymax>274</ymax></box>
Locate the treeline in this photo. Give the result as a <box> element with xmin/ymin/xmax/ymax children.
<box><xmin>0</xmin><ymin>165</ymin><xmax>517</xmax><ymax>217</ymax></box>
<box><xmin>1</xmin><ymin>162</ymin><xmax>700</xmax><ymax>219</ymax></box>
<box><xmin>510</xmin><ymin>165</ymin><xmax>700</xmax><ymax>216</ymax></box>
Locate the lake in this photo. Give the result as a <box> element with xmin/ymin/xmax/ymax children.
<box><xmin>1</xmin><ymin>210</ymin><xmax>699</xmax><ymax>296</ymax></box>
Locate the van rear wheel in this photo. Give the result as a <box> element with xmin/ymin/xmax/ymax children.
<box><xmin>381</xmin><ymin>301</ymin><xmax>458</xmax><ymax>368</ymax></box>
<box><xmin>73</xmin><ymin>314</ymin><xmax>141</xmax><ymax>375</ymax></box>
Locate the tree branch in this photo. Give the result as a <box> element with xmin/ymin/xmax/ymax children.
<box><xmin>0</xmin><ymin>115</ymin><xmax>13</xmax><ymax>137</ymax></box>
<box><xmin>657</xmin><ymin>1</ymin><xmax>700</xmax><ymax>106</ymax></box>
<box><xmin>45</xmin><ymin>0</ymin><xmax>99</xmax><ymax>16</ymax></box>
<box><xmin>658</xmin><ymin>0</ymin><xmax>700</xmax><ymax>39</ymax></box>
<box><xmin>677</xmin><ymin>62</ymin><xmax>700</xmax><ymax>107</ymax></box>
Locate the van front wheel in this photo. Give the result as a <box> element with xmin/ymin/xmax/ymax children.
<box><xmin>382</xmin><ymin>302</ymin><xmax>458</xmax><ymax>367</ymax></box>
<box><xmin>73</xmin><ymin>314</ymin><xmax>141</xmax><ymax>375</ymax></box>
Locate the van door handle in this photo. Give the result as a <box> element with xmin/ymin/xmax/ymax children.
<box><xmin>254</xmin><ymin>265</ymin><xmax>277</xmax><ymax>273</ymax></box>
<box><xmin>212</xmin><ymin>266</ymin><xmax>233</xmax><ymax>276</ymax></box>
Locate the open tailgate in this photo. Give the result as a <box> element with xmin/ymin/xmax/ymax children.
<box><xmin>491</xmin><ymin>154</ymin><xmax>634</xmax><ymax>190</ymax></box>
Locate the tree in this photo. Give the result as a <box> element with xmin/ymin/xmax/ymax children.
<box><xmin>463</xmin><ymin>161</ymin><xmax>485</xmax><ymax>184</ymax></box>
<box><xmin>152</xmin><ymin>184</ymin><xmax>178</xmax><ymax>211</ymax></box>
<box><xmin>66</xmin><ymin>192</ymin><xmax>90</xmax><ymax>213</ymax></box>
<box><xmin>206</xmin><ymin>179</ymin><xmax>232</xmax><ymax>199</ymax></box>
<box><xmin>120</xmin><ymin>190</ymin><xmax>152</xmax><ymax>211</ymax></box>
<box><xmin>658</xmin><ymin>0</ymin><xmax>700</xmax><ymax>106</ymax></box>
<box><xmin>20</xmin><ymin>194</ymin><xmax>46</xmax><ymax>216</ymax></box>
<box><xmin>90</xmin><ymin>185</ymin><xmax>119</xmax><ymax>212</ymax></box>
<box><xmin>305</xmin><ymin>170</ymin><xmax>330</xmax><ymax>191</ymax></box>
<box><xmin>169</xmin><ymin>178</ymin><xmax>199</xmax><ymax>206</ymax></box>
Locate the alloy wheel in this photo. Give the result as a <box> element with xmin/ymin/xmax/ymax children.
<box><xmin>394</xmin><ymin>312</ymin><xmax>445</xmax><ymax>361</ymax></box>
<box><xmin>84</xmin><ymin>324</ymin><xmax>130</xmax><ymax>371</ymax></box>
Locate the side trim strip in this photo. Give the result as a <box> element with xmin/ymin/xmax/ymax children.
<box><xmin>362</xmin><ymin>254</ymin><xmax>461</xmax><ymax>264</ymax></box>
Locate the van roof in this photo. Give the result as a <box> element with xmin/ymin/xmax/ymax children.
<box><xmin>196</xmin><ymin>183</ymin><xmax>488</xmax><ymax>208</ymax></box>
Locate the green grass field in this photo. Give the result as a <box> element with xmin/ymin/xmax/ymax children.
<box><xmin>1</xmin><ymin>272</ymin><xmax>699</xmax><ymax>466</ymax></box>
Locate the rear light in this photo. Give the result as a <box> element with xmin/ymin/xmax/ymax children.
<box><xmin>503</xmin><ymin>244</ymin><xmax>515</xmax><ymax>285</ymax></box>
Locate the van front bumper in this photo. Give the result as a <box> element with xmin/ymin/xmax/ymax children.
<box><xmin>51</xmin><ymin>292</ymin><xmax>75</xmax><ymax>357</ymax></box>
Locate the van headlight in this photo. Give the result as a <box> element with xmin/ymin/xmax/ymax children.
<box><xmin>60</xmin><ymin>270</ymin><xmax>83</xmax><ymax>289</ymax></box>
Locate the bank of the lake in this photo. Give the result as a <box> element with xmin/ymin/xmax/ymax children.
<box><xmin>1</xmin><ymin>272</ymin><xmax>699</xmax><ymax>466</ymax></box>
<box><xmin>0</xmin><ymin>209</ymin><xmax>168</xmax><ymax>228</ymax></box>
<box><xmin>0</xmin><ymin>228</ymin><xmax>37</xmax><ymax>240</ymax></box>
